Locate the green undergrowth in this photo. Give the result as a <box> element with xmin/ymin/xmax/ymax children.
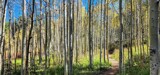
<box><xmin>111</xmin><ymin>45</ymin><xmax>149</xmax><ymax>75</ymax></box>
<box><xmin>111</xmin><ymin>45</ymin><xmax>149</xmax><ymax>63</ymax></box>
<box><xmin>11</xmin><ymin>52</ymin><xmax>111</xmax><ymax>75</ymax></box>
<box><xmin>125</xmin><ymin>55</ymin><xmax>149</xmax><ymax>75</ymax></box>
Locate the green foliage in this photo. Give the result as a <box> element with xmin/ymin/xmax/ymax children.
<box><xmin>47</xmin><ymin>54</ymin><xmax>111</xmax><ymax>75</ymax></box>
<box><xmin>111</xmin><ymin>44</ymin><xmax>149</xmax><ymax>75</ymax></box>
<box><xmin>125</xmin><ymin>55</ymin><xmax>149</xmax><ymax>75</ymax></box>
<box><xmin>111</xmin><ymin>45</ymin><xmax>148</xmax><ymax>62</ymax></box>
<box><xmin>11</xmin><ymin>53</ymin><xmax>111</xmax><ymax>75</ymax></box>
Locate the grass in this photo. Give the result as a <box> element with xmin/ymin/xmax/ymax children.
<box><xmin>125</xmin><ymin>55</ymin><xmax>149</xmax><ymax>75</ymax></box>
<box><xmin>110</xmin><ymin>44</ymin><xmax>149</xmax><ymax>75</ymax></box>
<box><xmin>10</xmin><ymin>52</ymin><xmax>111</xmax><ymax>75</ymax></box>
<box><xmin>111</xmin><ymin>45</ymin><xmax>149</xmax><ymax>62</ymax></box>
<box><xmin>10</xmin><ymin>45</ymin><xmax>149</xmax><ymax>75</ymax></box>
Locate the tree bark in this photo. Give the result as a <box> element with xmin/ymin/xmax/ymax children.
<box><xmin>106</xmin><ymin>0</ymin><xmax>109</xmax><ymax>62</ymax></box>
<box><xmin>88</xmin><ymin>0</ymin><xmax>93</xmax><ymax>69</ymax></box>
<box><xmin>8</xmin><ymin>3</ymin><xmax>12</xmax><ymax>74</ymax></box>
<box><xmin>130</xmin><ymin>0</ymin><xmax>133</xmax><ymax>64</ymax></box>
<box><xmin>0</xmin><ymin>0</ymin><xmax>7</xmax><ymax>75</ymax></box>
<box><xmin>44</xmin><ymin>1</ymin><xmax>48</xmax><ymax>74</ymax></box>
<box><xmin>21</xmin><ymin>0</ymin><xmax>26</xmax><ymax>74</ymax></box>
<box><xmin>119</xmin><ymin>0</ymin><xmax>123</xmax><ymax>74</ymax></box>
<box><xmin>68</xmin><ymin>0</ymin><xmax>74</xmax><ymax>74</ymax></box>
<box><xmin>0</xmin><ymin>0</ymin><xmax>7</xmax><ymax>47</ymax></box>
<box><xmin>100</xmin><ymin>0</ymin><xmax>103</xmax><ymax>68</ymax></box>
<box><xmin>150</xmin><ymin>0</ymin><xmax>159</xmax><ymax>75</ymax></box>
<box><xmin>76</xmin><ymin>0</ymin><xmax>79</xmax><ymax>64</ymax></box>
<box><xmin>39</xmin><ymin>0</ymin><xmax>42</xmax><ymax>64</ymax></box>
<box><xmin>25</xmin><ymin>0</ymin><xmax>35</xmax><ymax>74</ymax></box>
<box><xmin>104</xmin><ymin>0</ymin><xmax>107</xmax><ymax>63</ymax></box>
<box><xmin>63</xmin><ymin>0</ymin><xmax>68</xmax><ymax>75</ymax></box>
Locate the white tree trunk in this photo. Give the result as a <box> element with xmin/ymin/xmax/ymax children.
<box><xmin>150</xmin><ymin>0</ymin><xmax>159</xmax><ymax>75</ymax></box>
<box><xmin>0</xmin><ymin>0</ymin><xmax>7</xmax><ymax>74</ymax></box>
<box><xmin>0</xmin><ymin>1</ymin><xmax>3</xmax><ymax>74</ymax></box>
<box><xmin>21</xmin><ymin>0</ymin><xmax>26</xmax><ymax>75</ymax></box>
<box><xmin>119</xmin><ymin>0</ymin><xmax>123</xmax><ymax>74</ymax></box>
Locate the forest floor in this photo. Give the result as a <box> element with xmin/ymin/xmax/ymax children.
<box><xmin>98</xmin><ymin>55</ymin><xmax>119</xmax><ymax>75</ymax></box>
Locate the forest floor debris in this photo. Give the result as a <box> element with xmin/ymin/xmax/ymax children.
<box><xmin>99</xmin><ymin>55</ymin><xmax>119</xmax><ymax>75</ymax></box>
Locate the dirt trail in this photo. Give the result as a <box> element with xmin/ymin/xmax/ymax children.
<box><xmin>99</xmin><ymin>55</ymin><xmax>119</xmax><ymax>75</ymax></box>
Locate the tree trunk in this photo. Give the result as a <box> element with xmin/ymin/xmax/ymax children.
<box><xmin>39</xmin><ymin>0</ymin><xmax>42</xmax><ymax>64</ymax></box>
<box><xmin>104</xmin><ymin>0</ymin><xmax>107</xmax><ymax>63</ymax></box>
<box><xmin>1</xmin><ymin>39</ymin><xmax>5</xmax><ymax>75</ymax></box>
<box><xmin>47</xmin><ymin>0</ymin><xmax>52</xmax><ymax>67</ymax></box>
<box><xmin>15</xmin><ymin>26</ymin><xmax>20</xmax><ymax>73</ymax></box>
<box><xmin>106</xmin><ymin>0</ymin><xmax>109</xmax><ymax>62</ymax></box>
<box><xmin>130</xmin><ymin>0</ymin><xmax>133</xmax><ymax>64</ymax></box>
<box><xmin>0</xmin><ymin>0</ymin><xmax>7</xmax><ymax>47</ymax></box>
<box><xmin>76</xmin><ymin>0</ymin><xmax>79</xmax><ymax>64</ymax></box>
<box><xmin>119</xmin><ymin>0</ymin><xmax>123</xmax><ymax>74</ymax></box>
<box><xmin>63</xmin><ymin>0</ymin><xmax>68</xmax><ymax>75</ymax></box>
<box><xmin>44</xmin><ymin>1</ymin><xmax>48</xmax><ymax>74</ymax></box>
<box><xmin>100</xmin><ymin>0</ymin><xmax>103</xmax><ymax>68</ymax></box>
<box><xmin>21</xmin><ymin>0</ymin><xmax>26</xmax><ymax>74</ymax></box>
<box><xmin>0</xmin><ymin>0</ymin><xmax>7</xmax><ymax>74</ymax></box>
<box><xmin>25</xmin><ymin>0</ymin><xmax>35</xmax><ymax>74</ymax></box>
<box><xmin>150</xmin><ymin>0</ymin><xmax>159</xmax><ymax>75</ymax></box>
<box><xmin>68</xmin><ymin>0</ymin><xmax>74</xmax><ymax>74</ymax></box>
<box><xmin>8</xmin><ymin>3</ymin><xmax>12</xmax><ymax>74</ymax></box>
<box><xmin>88</xmin><ymin>0</ymin><xmax>93</xmax><ymax>69</ymax></box>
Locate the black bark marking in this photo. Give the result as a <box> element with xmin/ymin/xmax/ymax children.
<box><xmin>150</xmin><ymin>48</ymin><xmax>156</xmax><ymax>56</ymax></box>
